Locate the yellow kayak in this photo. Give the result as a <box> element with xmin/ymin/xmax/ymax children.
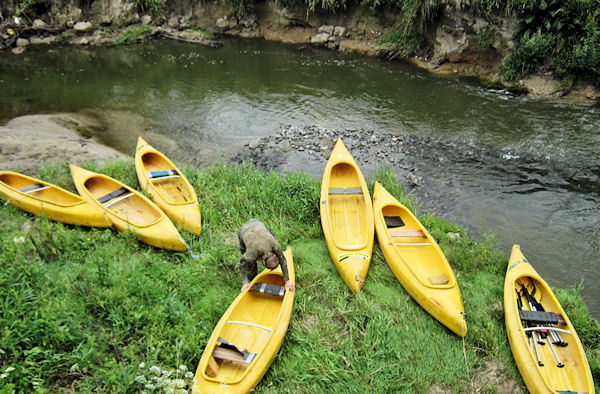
<box><xmin>504</xmin><ymin>245</ymin><xmax>594</xmax><ymax>393</ymax></box>
<box><xmin>372</xmin><ymin>182</ymin><xmax>467</xmax><ymax>336</ymax></box>
<box><xmin>193</xmin><ymin>247</ymin><xmax>295</xmax><ymax>393</ymax></box>
<box><xmin>0</xmin><ymin>171</ymin><xmax>111</xmax><ymax>227</ymax></box>
<box><xmin>69</xmin><ymin>164</ymin><xmax>186</xmax><ymax>251</ymax></box>
<box><xmin>320</xmin><ymin>138</ymin><xmax>373</xmax><ymax>294</ymax></box>
<box><xmin>134</xmin><ymin>137</ymin><xmax>201</xmax><ymax>235</ymax></box>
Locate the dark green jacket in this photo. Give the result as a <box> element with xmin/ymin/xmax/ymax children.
<box><xmin>238</xmin><ymin>219</ymin><xmax>289</xmax><ymax>284</ymax></box>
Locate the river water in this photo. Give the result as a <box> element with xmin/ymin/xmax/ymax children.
<box><xmin>1</xmin><ymin>38</ymin><xmax>598</xmax><ymax>317</ymax></box>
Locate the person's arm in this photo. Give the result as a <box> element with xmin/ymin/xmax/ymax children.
<box><xmin>274</xmin><ymin>247</ymin><xmax>294</xmax><ymax>291</ymax></box>
<box><xmin>238</xmin><ymin>257</ymin><xmax>252</xmax><ymax>292</ymax></box>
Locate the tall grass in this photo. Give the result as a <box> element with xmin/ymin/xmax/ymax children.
<box><xmin>0</xmin><ymin>161</ymin><xmax>598</xmax><ymax>392</ymax></box>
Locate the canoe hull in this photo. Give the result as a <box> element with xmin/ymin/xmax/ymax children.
<box><xmin>0</xmin><ymin>171</ymin><xmax>111</xmax><ymax>227</ymax></box>
<box><xmin>320</xmin><ymin>138</ymin><xmax>373</xmax><ymax>293</ymax></box>
<box><xmin>135</xmin><ymin>137</ymin><xmax>201</xmax><ymax>235</ymax></box>
<box><xmin>70</xmin><ymin>165</ymin><xmax>186</xmax><ymax>251</ymax></box>
<box><xmin>504</xmin><ymin>245</ymin><xmax>594</xmax><ymax>393</ymax></box>
<box><xmin>193</xmin><ymin>247</ymin><xmax>295</xmax><ymax>393</ymax></box>
<box><xmin>373</xmin><ymin>182</ymin><xmax>466</xmax><ymax>336</ymax></box>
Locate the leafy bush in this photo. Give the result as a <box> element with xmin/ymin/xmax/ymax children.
<box><xmin>500</xmin><ymin>31</ymin><xmax>553</xmax><ymax>80</ymax></box>
<box><xmin>115</xmin><ymin>25</ymin><xmax>152</xmax><ymax>45</ymax></box>
<box><xmin>377</xmin><ymin>30</ymin><xmax>422</xmax><ymax>59</ymax></box>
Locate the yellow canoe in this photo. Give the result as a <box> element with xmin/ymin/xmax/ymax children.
<box><xmin>69</xmin><ymin>164</ymin><xmax>186</xmax><ymax>251</ymax></box>
<box><xmin>134</xmin><ymin>137</ymin><xmax>201</xmax><ymax>235</ymax></box>
<box><xmin>372</xmin><ymin>182</ymin><xmax>467</xmax><ymax>336</ymax></box>
<box><xmin>320</xmin><ymin>138</ymin><xmax>374</xmax><ymax>294</ymax></box>
<box><xmin>0</xmin><ymin>171</ymin><xmax>111</xmax><ymax>227</ymax></box>
<box><xmin>193</xmin><ymin>247</ymin><xmax>295</xmax><ymax>393</ymax></box>
<box><xmin>504</xmin><ymin>245</ymin><xmax>594</xmax><ymax>393</ymax></box>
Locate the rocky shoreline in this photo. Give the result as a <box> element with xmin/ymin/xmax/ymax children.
<box><xmin>1</xmin><ymin>1</ymin><xmax>599</xmax><ymax>101</ymax></box>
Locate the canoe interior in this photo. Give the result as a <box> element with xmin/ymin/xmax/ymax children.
<box><xmin>141</xmin><ymin>152</ymin><xmax>194</xmax><ymax>205</ymax></box>
<box><xmin>84</xmin><ymin>176</ymin><xmax>161</xmax><ymax>226</ymax></box>
<box><xmin>0</xmin><ymin>173</ymin><xmax>81</xmax><ymax>206</ymax></box>
<box><xmin>327</xmin><ymin>163</ymin><xmax>368</xmax><ymax>250</ymax></box>
<box><xmin>204</xmin><ymin>273</ymin><xmax>285</xmax><ymax>384</ymax></box>
<box><xmin>511</xmin><ymin>275</ymin><xmax>590</xmax><ymax>391</ymax></box>
<box><xmin>381</xmin><ymin>204</ymin><xmax>453</xmax><ymax>288</ymax></box>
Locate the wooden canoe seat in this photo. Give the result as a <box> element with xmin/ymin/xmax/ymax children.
<box><xmin>97</xmin><ymin>187</ymin><xmax>134</xmax><ymax>207</ymax></box>
<box><xmin>329</xmin><ymin>186</ymin><xmax>363</xmax><ymax>195</ymax></box>
<box><xmin>213</xmin><ymin>337</ymin><xmax>257</xmax><ymax>364</ymax></box>
<box><xmin>390</xmin><ymin>229</ymin><xmax>432</xmax><ymax>246</ymax></box>
<box><xmin>147</xmin><ymin>169</ymin><xmax>179</xmax><ymax>181</ymax></box>
<box><xmin>429</xmin><ymin>274</ymin><xmax>449</xmax><ymax>285</ymax></box>
<box><xmin>19</xmin><ymin>183</ymin><xmax>51</xmax><ymax>194</ymax></box>
<box><xmin>389</xmin><ymin>229</ymin><xmax>426</xmax><ymax>237</ymax></box>
<box><xmin>250</xmin><ymin>282</ymin><xmax>286</xmax><ymax>297</ymax></box>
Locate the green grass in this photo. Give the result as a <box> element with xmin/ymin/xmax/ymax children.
<box><xmin>0</xmin><ymin>161</ymin><xmax>598</xmax><ymax>392</ymax></box>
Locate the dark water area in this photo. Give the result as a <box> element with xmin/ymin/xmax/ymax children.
<box><xmin>1</xmin><ymin>38</ymin><xmax>598</xmax><ymax>317</ymax></box>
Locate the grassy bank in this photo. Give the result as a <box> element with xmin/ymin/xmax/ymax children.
<box><xmin>0</xmin><ymin>160</ymin><xmax>598</xmax><ymax>392</ymax></box>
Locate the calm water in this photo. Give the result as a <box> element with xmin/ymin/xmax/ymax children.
<box><xmin>1</xmin><ymin>38</ymin><xmax>598</xmax><ymax>317</ymax></box>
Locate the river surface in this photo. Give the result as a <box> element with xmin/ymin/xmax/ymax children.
<box><xmin>1</xmin><ymin>38</ymin><xmax>598</xmax><ymax>317</ymax></box>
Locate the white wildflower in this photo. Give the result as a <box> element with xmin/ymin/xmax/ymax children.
<box><xmin>13</xmin><ymin>236</ymin><xmax>25</xmax><ymax>244</ymax></box>
<box><xmin>134</xmin><ymin>375</ymin><xmax>146</xmax><ymax>383</ymax></box>
<box><xmin>185</xmin><ymin>372</ymin><xmax>194</xmax><ymax>379</ymax></box>
<box><xmin>172</xmin><ymin>378</ymin><xmax>186</xmax><ymax>388</ymax></box>
<box><xmin>4</xmin><ymin>367</ymin><xmax>15</xmax><ymax>373</ymax></box>
<box><xmin>149</xmin><ymin>365</ymin><xmax>161</xmax><ymax>375</ymax></box>
<box><xmin>138</xmin><ymin>362</ymin><xmax>145</xmax><ymax>369</ymax></box>
<box><xmin>178</xmin><ymin>365</ymin><xmax>187</xmax><ymax>372</ymax></box>
<box><xmin>0</xmin><ymin>374</ymin><xmax>7</xmax><ymax>379</ymax></box>
<box><xmin>144</xmin><ymin>383</ymin><xmax>156</xmax><ymax>390</ymax></box>
<box><xmin>161</xmin><ymin>369</ymin><xmax>172</xmax><ymax>377</ymax></box>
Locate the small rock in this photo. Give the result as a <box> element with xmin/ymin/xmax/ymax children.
<box><xmin>73</xmin><ymin>21</ymin><xmax>92</xmax><ymax>32</ymax></box>
<box><xmin>16</xmin><ymin>38</ymin><xmax>30</xmax><ymax>47</ymax></box>
<box><xmin>318</xmin><ymin>25</ymin><xmax>335</xmax><ymax>35</ymax></box>
<box><xmin>11</xmin><ymin>46</ymin><xmax>26</xmax><ymax>54</ymax></box>
<box><xmin>215</xmin><ymin>17</ymin><xmax>229</xmax><ymax>29</ymax></box>
<box><xmin>32</xmin><ymin>19</ymin><xmax>47</xmax><ymax>29</ymax></box>
<box><xmin>333</xmin><ymin>26</ymin><xmax>346</xmax><ymax>37</ymax></box>
<box><xmin>310</xmin><ymin>33</ymin><xmax>329</xmax><ymax>45</ymax></box>
<box><xmin>141</xmin><ymin>15</ymin><xmax>152</xmax><ymax>25</ymax></box>
<box><xmin>168</xmin><ymin>16</ymin><xmax>179</xmax><ymax>28</ymax></box>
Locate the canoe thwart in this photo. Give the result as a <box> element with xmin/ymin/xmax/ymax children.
<box><xmin>329</xmin><ymin>186</ymin><xmax>363</xmax><ymax>195</ymax></box>
<box><xmin>384</xmin><ymin>215</ymin><xmax>405</xmax><ymax>228</ymax></box>
<box><xmin>97</xmin><ymin>187</ymin><xmax>130</xmax><ymax>204</ymax></box>
<box><xmin>225</xmin><ymin>320</ymin><xmax>273</xmax><ymax>332</ymax></box>
<box><xmin>389</xmin><ymin>229</ymin><xmax>426</xmax><ymax>238</ymax></box>
<box><xmin>213</xmin><ymin>337</ymin><xmax>257</xmax><ymax>364</ymax></box>
<box><xmin>205</xmin><ymin>355</ymin><xmax>220</xmax><ymax>378</ymax></box>
<box><xmin>147</xmin><ymin>169</ymin><xmax>180</xmax><ymax>180</ymax></box>
<box><xmin>250</xmin><ymin>282</ymin><xmax>286</xmax><ymax>297</ymax></box>
<box><xmin>19</xmin><ymin>183</ymin><xmax>50</xmax><ymax>194</ymax></box>
<box><xmin>519</xmin><ymin>310</ymin><xmax>566</xmax><ymax>325</ymax></box>
<box><xmin>429</xmin><ymin>274</ymin><xmax>449</xmax><ymax>285</ymax></box>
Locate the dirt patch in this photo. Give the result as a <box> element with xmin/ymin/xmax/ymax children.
<box><xmin>0</xmin><ymin>113</ymin><xmax>127</xmax><ymax>175</ymax></box>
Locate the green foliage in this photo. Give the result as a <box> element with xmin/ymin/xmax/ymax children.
<box><xmin>115</xmin><ymin>25</ymin><xmax>152</xmax><ymax>45</ymax></box>
<box><xmin>477</xmin><ymin>27</ymin><xmax>496</xmax><ymax>52</ymax></box>
<box><xmin>0</xmin><ymin>160</ymin><xmax>598</xmax><ymax>392</ymax></box>
<box><xmin>377</xmin><ymin>30</ymin><xmax>422</xmax><ymax>59</ymax></box>
<box><xmin>500</xmin><ymin>31</ymin><xmax>554</xmax><ymax>80</ymax></box>
<box><xmin>504</xmin><ymin>0</ymin><xmax>600</xmax><ymax>85</ymax></box>
<box><xmin>135</xmin><ymin>0</ymin><xmax>160</xmax><ymax>12</ymax></box>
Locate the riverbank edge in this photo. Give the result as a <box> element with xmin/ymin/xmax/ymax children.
<box><xmin>0</xmin><ymin>125</ymin><xmax>598</xmax><ymax>391</ymax></box>
<box><xmin>1</xmin><ymin>1</ymin><xmax>599</xmax><ymax>102</ymax></box>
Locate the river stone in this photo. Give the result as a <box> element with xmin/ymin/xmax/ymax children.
<box><xmin>74</xmin><ymin>21</ymin><xmax>92</xmax><ymax>32</ymax></box>
<box><xmin>310</xmin><ymin>32</ymin><xmax>329</xmax><ymax>45</ymax></box>
<box><xmin>318</xmin><ymin>25</ymin><xmax>335</xmax><ymax>35</ymax></box>
<box><xmin>11</xmin><ymin>46</ymin><xmax>25</xmax><ymax>54</ymax></box>
<box><xmin>141</xmin><ymin>15</ymin><xmax>152</xmax><ymax>25</ymax></box>
<box><xmin>30</xmin><ymin>36</ymin><xmax>58</xmax><ymax>45</ymax></box>
<box><xmin>215</xmin><ymin>17</ymin><xmax>229</xmax><ymax>29</ymax></box>
<box><xmin>16</xmin><ymin>38</ymin><xmax>30</xmax><ymax>47</ymax></box>
<box><xmin>333</xmin><ymin>26</ymin><xmax>346</xmax><ymax>37</ymax></box>
<box><xmin>32</xmin><ymin>19</ymin><xmax>47</xmax><ymax>29</ymax></box>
